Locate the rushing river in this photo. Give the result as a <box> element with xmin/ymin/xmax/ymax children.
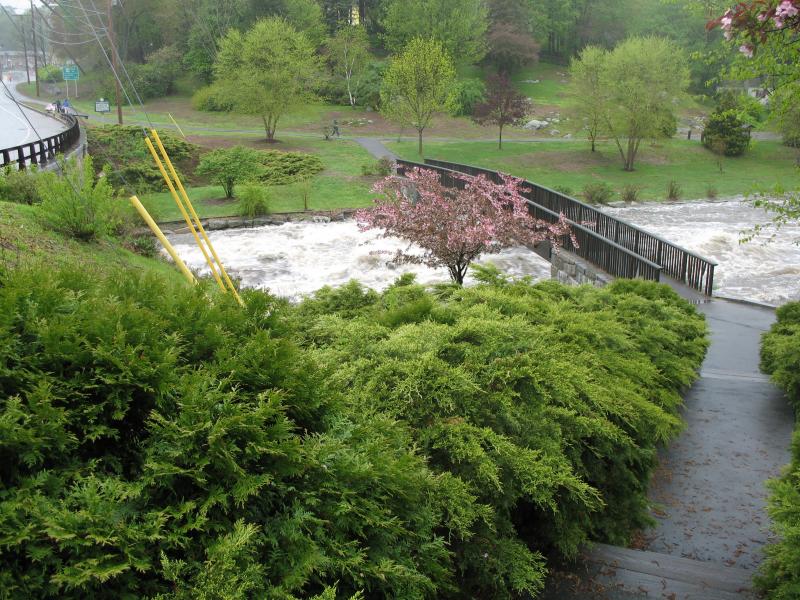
<box><xmin>167</xmin><ymin>198</ymin><xmax>800</xmax><ymax>305</ymax></box>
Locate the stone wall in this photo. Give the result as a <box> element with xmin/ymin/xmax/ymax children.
<box><xmin>550</xmin><ymin>249</ymin><xmax>611</xmax><ymax>287</ymax></box>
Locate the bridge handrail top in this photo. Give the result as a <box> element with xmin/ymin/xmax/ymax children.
<box><xmin>416</xmin><ymin>158</ymin><xmax>718</xmax><ymax>267</ymax></box>
<box><xmin>396</xmin><ymin>159</ymin><xmax>663</xmax><ymax>271</ymax></box>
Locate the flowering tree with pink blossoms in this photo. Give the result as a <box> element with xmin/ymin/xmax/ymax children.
<box><xmin>710</xmin><ymin>0</ymin><xmax>799</xmax><ymax>56</ymax></box>
<box><xmin>356</xmin><ymin>167</ymin><xmax>573</xmax><ymax>285</ymax></box>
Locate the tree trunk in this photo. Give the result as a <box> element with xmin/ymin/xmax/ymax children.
<box><xmin>417</xmin><ymin>129</ymin><xmax>424</xmax><ymax>155</ymax></box>
<box><xmin>498</xmin><ymin>124</ymin><xmax>503</xmax><ymax>150</ymax></box>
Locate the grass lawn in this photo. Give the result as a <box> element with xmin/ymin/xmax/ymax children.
<box><xmin>511</xmin><ymin>63</ymin><xmax>571</xmax><ymax>108</ymax></box>
<box><xmin>0</xmin><ymin>202</ymin><xmax>183</xmax><ymax>282</ymax></box>
<box><xmin>388</xmin><ymin>138</ymin><xmax>800</xmax><ymax>201</ymax></box>
<box><xmin>140</xmin><ymin>135</ymin><xmax>378</xmax><ymax>221</ymax></box>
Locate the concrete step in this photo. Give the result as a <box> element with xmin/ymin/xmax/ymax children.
<box><xmin>568</xmin><ymin>544</ymin><xmax>758</xmax><ymax>599</ymax></box>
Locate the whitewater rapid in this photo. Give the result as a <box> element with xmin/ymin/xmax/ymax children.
<box><xmin>166</xmin><ymin>198</ymin><xmax>800</xmax><ymax>305</ymax></box>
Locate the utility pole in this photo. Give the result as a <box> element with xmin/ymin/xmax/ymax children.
<box><xmin>20</xmin><ymin>18</ymin><xmax>31</xmax><ymax>84</ymax></box>
<box><xmin>107</xmin><ymin>0</ymin><xmax>122</xmax><ymax>124</ymax></box>
<box><xmin>31</xmin><ymin>0</ymin><xmax>39</xmax><ymax>96</ymax></box>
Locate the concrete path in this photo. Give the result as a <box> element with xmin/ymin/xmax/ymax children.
<box><xmin>354</xmin><ymin>137</ymin><xmax>398</xmax><ymax>160</ymax></box>
<box><xmin>543</xmin><ymin>294</ymin><xmax>794</xmax><ymax>599</ymax></box>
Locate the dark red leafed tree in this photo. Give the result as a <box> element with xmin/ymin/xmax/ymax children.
<box><xmin>356</xmin><ymin>167</ymin><xmax>573</xmax><ymax>285</ymax></box>
<box><xmin>472</xmin><ymin>73</ymin><xmax>532</xmax><ymax>150</ymax></box>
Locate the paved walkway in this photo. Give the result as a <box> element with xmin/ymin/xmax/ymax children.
<box><xmin>544</xmin><ymin>292</ymin><xmax>794</xmax><ymax>599</ymax></box>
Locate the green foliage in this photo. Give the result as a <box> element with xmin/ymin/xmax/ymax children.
<box><xmin>191</xmin><ymin>85</ymin><xmax>235</xmax><ymax>112</ymax></box>
<box><xmin>237</xmin><ymin>184</ymin><xmax>271</xmax><ymax>217</ymax></box>
<box><xmin>360</xmin><ymin>157</ymin><xmax>394</xmax><ymax>176</ymax></box>
<box><xmin>703</xmin><ymin>110</ymin><xmax>751</xmax><ymax>157</ymax></box>
<box><xmin>128</xmin><ymin>45</ymin><xmax>184</xmax><ymax>99</ymax></box>
<box><xmin>37</xmin><ymin>156</ymin><xmax>130</xmax><ymax>241</ymax></box>
<box><xmin>381</xmin><ymin>37</ymin><xmax>457</xmax><ymax>154</ymax></box>
<box><xmin>570</xmin><ymin>38</ymin><xmax>689</xmax><ymax>170</ymax></box>
<box><xmin>326</xmin><ymin>25</ymin><xmax>371</xmax><ymax>107</ymax></box>
<box><xmin>196</xmin><ymin>146</ymin><xmax>265</xmax><ymax>198</ymax></box>
<box><xmin>666</xmin><ymin>180</ymin><xmax>682</xmax><ymax>201</ymax></box>
<box><xmin>296</xmin><ymin>274</ymin><xmax>707</xmax><ymax>597</ymax></box>
<box><xmin>0</xmin><ymin>265</ymin><xmax>457</xmax><ymax>599</ymax></box>
<box><xmin>450</xmin><ymin>77</ymin><xmax>487</xmax><ymax>117</ymax></box>
<box><xmin>619</xmin><ymin>184</ymin><xmax>640</xmax><ymax>203</ymax></box>
<box><xmin>582</xmin><ymin>181</ymin><xmax>614</xmax><ymax>204</ymax></box>
<box><xmin>258</xmin><ymin>150</ymin><xmax>324</xmax><ymax>185</ymax></box>
<box><xmin>769</xmin><ymin>84</ymin><xmax>800</xmax><ymax>148</ymax></box>
<box><xmin>382</xmin><ymin>0</ymin><xmax>488</xmax><ymax>65</ymax></box>
<box><xmin>757</xmin><ymin>303</ymin><xmax>800</xmax><ymax>598</ymax></box>
<box><xmin>213</xmin><ymin>17</ymin><xmax>321</xmax><ymax>141</ymax></box>
<box><xmin>0</xmin><ymin>166</ymin><xmax>42</xmax><ymax>205</ymax></box>
<box><xmin>86</xmin><ymin>126</ymin><xmax>198</xmax><ymax>193</ymax></box>
<box><xmin>37</xmin><ymin>64</ymin><xmax>62</xmax><ymax>83</ymax></box>
<box><xmin>354</xmin><ymin>61</ymin><xmax>387</xmax><ymax>110</ymax></box>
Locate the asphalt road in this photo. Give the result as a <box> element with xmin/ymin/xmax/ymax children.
<box><xmin>0</xmin><ymin>71</ymin><xmax>68</xmax><ymax>150</ymax></box>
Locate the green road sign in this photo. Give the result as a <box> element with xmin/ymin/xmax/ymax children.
<box><xmin>62</xmin><ymin>65</ymin><xmax>79</xmax><ymax>81</ymax></box>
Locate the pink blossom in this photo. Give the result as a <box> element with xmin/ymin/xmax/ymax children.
<box><xmin>739</xmin><ymin>43</ymin><xmax>754</xmax><ymax>57</ymax></box>
<box><xmin>757</xmin><ymin>11</ymin><xmax>769</xmax><ymax>21</ymax></box>
<box><xmin>356</xmin><ymin>168</ymin><xmax>574</xmax><ymax>285</ymax></box>
<box><xmin>774</xmin><ymin>14</ymin><xmax>785</xmax><ymax>27</ymax></box>
<box><xmin>720</xmin><ymin>10</ymin><xmax>733</xmax><ymax>29</ymax></box>
<box><xmin>776</xmin><ymin>0</ymin><xmax>799</xmax><ymax>18</ymax></box>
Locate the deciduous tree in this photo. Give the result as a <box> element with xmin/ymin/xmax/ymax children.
<box><xmin>568</xmin><ymin>45</ymin><xmax>607</xmax><ymax>153</ymax></box>
<box><xmin>326</xmin><ymin>25</ymin><xmax>370</xmax><ymax>106</ymax></box>
<box><xmin>381</xmin><ymin>0</ymin><xmax>488</xmax><ymax>65</ymax></box>
<box><xmin>195</xmin><ymin>146</ymin><xmax>265</xmax><ymax>198</ymax></box>
<box><xmin>356</xmin><ymin>167</ymin><xmax>573</xmax><ymax>284</ymax></box>
<box><xmin>571</xmin><ymin>37</ymin><xmax>688</xmax><ymax>171</ymax></box>
<box><xmin>213</xmin><ymin>17</ymin><xmax>320</xmax><ymax>142</ymax></box>
<box><xmin>381</xmin><ymin>38</ymin><xmax>457</xmax><ymax>155</ymax></box>
<box><xmin>472</xmin><ymin>73</ymin><xmax>532</xmax><ymax>149</ymax></box>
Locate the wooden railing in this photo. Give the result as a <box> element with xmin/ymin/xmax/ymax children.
<box><xmin>0</xmin><ymin>112</ymin><xmax>81</xmax><ymax>170</ymax></box>
<box><xmin>396</xmin><ymin>159</ymin><xmax>663</xmax><ymax>284</ymax></box>
<box><xmin>421</xmin><ymin>158</ymin><xmax>716</xmax><ymax>295</ymax></box>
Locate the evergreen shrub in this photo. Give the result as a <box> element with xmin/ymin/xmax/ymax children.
<box><xmin>0</xmin><ymin>261</ymin><xmax>708</xmax><ymax>599</ymax></box>
<box><xmin>702</xmin><ymin>110</ymin><xmax>751</xmax><ymax>157</ymax></box>
<box><xmin>757</xmin><ymin>302</ymin><xmax>800</xmax><ymax>599</ymax></box>
<box><xmin>296</xmin><ymin>270</ymin><xmax>708</xmax><ymax>597</ymax></box>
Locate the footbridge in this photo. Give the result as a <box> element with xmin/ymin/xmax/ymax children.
<box><xmin>396</xmin><ymin>158</ymin><xmax>717</xmax><ymax>296</ymax></box>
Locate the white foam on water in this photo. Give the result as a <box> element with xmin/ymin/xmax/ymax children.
<box><xmin>165</xmin><ymin>198</ymin><xmax>800</xmax><ymax>305</ymax></box>
<box><xmin>605</xmin><ymin>198</ymin><xmax>800</xmax><ymax>305</ymax></box>
<box><xmin>167</xmin><ymin>220</ymin><xmax>552</xmax><ymax>301</ymax></box>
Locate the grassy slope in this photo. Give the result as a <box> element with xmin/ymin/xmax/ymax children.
<box><xmin>0</xmin><ymin>202</ymin><xmax>184</xmax><ymax>282</ymax></box>
<box><xmin>140</xmin><ymin>136</ymin><xmax>378</xmax><ymax>221</ymax></box>
<box><xmin>388</xmin><ymin>138</ymin><xmax>800</xmax><ymax>201</ymax></box>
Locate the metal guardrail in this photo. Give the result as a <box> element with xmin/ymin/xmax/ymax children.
<box><xmin>0</xmin><ymin>111</ymin><xmax>81</xmax><ymax>170</ymax></box>
<box><xmin>396</xmin><ymin>159</ymin><xmax>664</xmax><ymax>285</ymax></box>
<box><xmin>421</xmin><ymin>159</ymin><xmax>716</xmax><ymax>295</ymax></box>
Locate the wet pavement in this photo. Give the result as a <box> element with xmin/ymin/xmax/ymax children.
<box><xmin>541</xmin><ymin>294</ymin><xmax>795</xmax><ymax>599</ymax></box>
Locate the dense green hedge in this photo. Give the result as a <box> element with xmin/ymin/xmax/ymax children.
<box><xmin>0</xmin><ymin>264</ymin><xmax>707</xmax><ymax>599</ymax></box>
<box><xmin>86</xmin><ymin>126</ymin><xmax>198</xmax><ymax>193</ymax></box>
<box><xmin>757</xmin><ymin>302</ymin><xmax>800</xmax><ymax>599</ymax></box>
<box><xmin>295</xmin><ymin>269</ymin><xmax>708</xmax><ymax>597</ymax></box>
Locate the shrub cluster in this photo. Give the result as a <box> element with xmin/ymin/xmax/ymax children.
<box><xmin>360</xmin><ymin>157</ymin><xmax>394</xmax><ymax>176</ymax></box>
<box><xmin>0</xmin><ymin>261</ymin><xmax>708</xmax><ymax>599</ymax></box>
<box><xmin>757</xmin><ymin>302</ymin><xmax>800</xmax><ymax>599</ymax></box>
<box><xmin>0</xmin><ymin>166</ymin><xmax>42</xmax><ymax>205</ymax></box>
<box><xmin>702</xmin><ymin>109</ymin><xmax>751</xmax><ymax>157</ymax></box>
<box><xmin>582</xmin><ymin>181</ymin><xmax>614</xmax><ymax>204</ymax></box>
<box><xmin>238</xmin><ymin>184</ymin><xmax>271</xmax><ymax>217</ymax></box>
<box><xmin>295</xmin><ymin>270</ymin><xmax>708</xmax><ymax>597</ymax></box>
<box><xmin>86</xmin><ymin>126</ymin><xmax>198</xmax><ymax>192</ymax></box>
<box><xmin>259</xmin><ymin>149</ymin><xmax>324</xmax><ymax>185</ymax></box>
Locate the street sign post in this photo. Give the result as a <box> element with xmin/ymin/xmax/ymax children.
<box><xmin>95</xmin><ymin>98</ymin><xmax>110</xmax><ymax>113</ymax></box>
<box><xmin>62</xmin><ymin>65</ymin><xmax>78</xmax><ymax>80</ymax></box>
<box><xmin>62</xmin><ymin>65</ymin><xmax>79</xmax><ymax>99</ymax></box>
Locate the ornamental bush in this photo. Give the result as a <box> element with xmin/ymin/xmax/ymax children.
<box><xmin>0</xmin><ymin>260</ymin><xmax>708</xmax><ymax>599</ymax></box>
<box><xmin>296</xmin><ymin>270</ymin><xmax>708</xmax><ymax>597</ymax></box>
<box><xmin>0</xmin><ymin>265</ymin><xmax>459</xmax><ymax>599</ymax></box>
<box><xmin>702</xmin><ymin>109</ymin><xmax>751</xmax><ymax>156</ymax></box>
<box><xmin>757</xmin><ymin>302</ymin><xmax>800</xmax><ymax>599</ymax></box>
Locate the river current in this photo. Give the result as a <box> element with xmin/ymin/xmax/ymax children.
<box><xmin>167</xmin><ymin>198</ymin><xmax>800</xmax><ymax>305</ymax></box>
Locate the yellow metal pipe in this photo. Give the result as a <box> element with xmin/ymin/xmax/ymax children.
<box><xmin>144</xmin><ymin>135</ymin><xmax>226</xmax><ymax>292</ymax></box>
<box><xmin>130</xmin><ymin>196</ymin><xmax>196</xmax><ymax>286</ymax></box>
<box><xmin>168</xmin><ymin>112</ymin><xmax>186</xmax><ymax>139</ymax></box>
<box><xmin>150</xmin><ymin>129</ymin><xmax>244</xmax><ymax>306</ymax></box>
